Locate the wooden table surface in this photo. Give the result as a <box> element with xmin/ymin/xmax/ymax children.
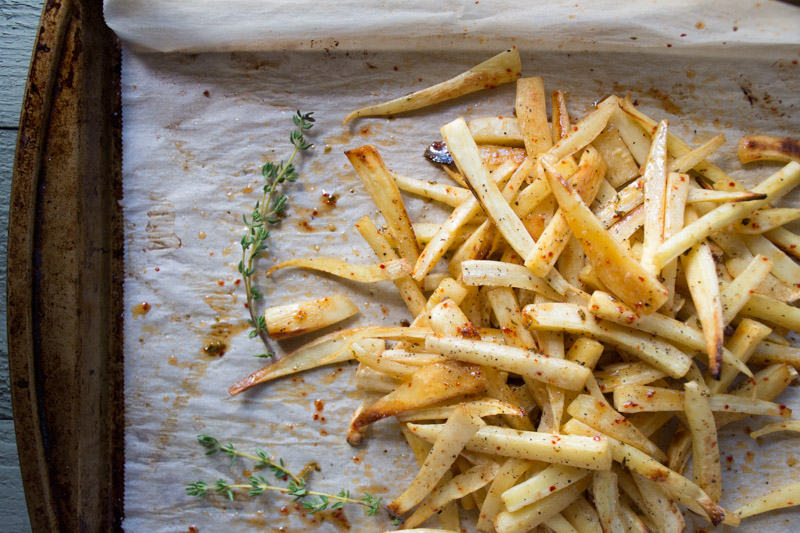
<box><xmin>2</xmin><ymin>1</ymin><xmax>44</xmax><ymax>531</ymax></box>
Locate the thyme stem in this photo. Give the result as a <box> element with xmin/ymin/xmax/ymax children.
<box><xmin>239</xmin><ymin>111</ymin><xmax>315</xmax><ymax>356</ymax></box>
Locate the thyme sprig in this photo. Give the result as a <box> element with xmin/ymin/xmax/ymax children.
<box><xmin>188</xmin><ymin>435</ymin><xmax>383</xmax><ymax>518</ymax></box>
<box><xmin>238</xmin><ymin>111</ymin><xmax>315</xmax><ymax>355</ymax></box>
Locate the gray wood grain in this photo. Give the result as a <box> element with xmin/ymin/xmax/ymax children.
<box><xmin>1</xmin><ymin>1</ymin><xmax>43</xmax><ymax>531</ymax></box>
<box><xmin>0</xmin><ymin>1</ymin><xmax>42</xmax><ymax>128</ymax></box>
<box><xmin>0</xmin><ymin>129</ymin><xmax>14</xmax><ymax>422</ymax></box>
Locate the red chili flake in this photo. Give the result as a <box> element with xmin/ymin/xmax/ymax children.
<box><xmin>234</xmin><ymin>279</ymin><xmax>241</xmax><ymax>286</ymax></box>
<box><xmin>154</xmin><ymin>267</ymin><xmax>160</xmax><ymax>272</ymax></box>
<box><xmin>550</xmin><ymin>485</ymin><xmax>557</xmax><ymax>492</ymax></box>
<box><xmin>217</xmin><ymin>280</ymin><xmax>224</xmax><ymax>286</ymax></box>
<box><xmin>593</xmin><ymin>435</ymin><xmax>601</xmax><ymax>442</ymax></box>
<box><xmin>379</xmin><ymin>263</ymin><xmax>386</xmax><ymax>269</ymax></box>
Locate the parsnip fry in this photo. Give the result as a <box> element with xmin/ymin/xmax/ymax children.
<box><xmin>544</xmin><ymin>514</ymin><xmax>581</xmax><ymax>533</ymax></box>
<box><xmin>593</xmin><ymin>471</ymin><xmax>627</xmax><ymax>533</ymax></box>
<box><xmin>607</xmin><ymin>204</ymin><xmax>644</xmax><ymax>243</ymax></box>
<box><xmin>545</xmin><ymin>166</ymin><xmax>668</xmax><ymax>313</ymax></box>
<box><xmin>668</xmin><ymin>133</ymin><xmax>726</xmax><ymax>174</ymax></box>
<box><xmin>613</xmin><ymin>384</ymin><xmax>791</xmax><ymax>418</ymax></box>
<box><xmin>486</xmin><ymin>287</ymin><xmax>537</xmax><ymax>349</ymax></box>
<box><xmin>526</xmin><ymin>147</ymin><xmax>607</xmax><ymax>277</ymax></box>
<box><xmin>468</xmin><ymin>116</ymin><xmax>524</xmax><ymax>146</ymax></box>
<box><xmin>351</xmin><ymin>340</ymin><xmax>418</xmax><ymax>380</ymax></box>
<box><xmin>618</xmin><ymin>97</ymin><xmax>734</xmax><ymax>185</ymax></box>
<box><xmin>726</xmin><ymin>254</ymin><xmax>800</xmax><ymax>304</ymax></box>
<box><xmin>765</xmin><ymin>227</ymin><xmax>800</xmax><ymax>260</ymax></box>
<box><xmin>442</xmin><ymin>118</ymin><xmax>535</xmax><ymax>260</ymax></box>
<box><xmin>653</xmin><ymin>162</ymin><xmax>800</xmax><ymax>270</ymax></box>
<box><xmin>735</xmin><ymin>207</ymin><xmax>800</xmax><ymax>234</ymax></box>
<box><xmin>343</xmin><ymin>47</ymin><xmax>521</xmax><ymax>124</ymax></box>
<box><xmin>266</xmin><ymin>256</ymin><xmax>411</xmax><ymax>283</ymax></box>
<box><xmin>740</xmin><ymin>292</ymin><xmax>800</xmax><ymax>331</ymax></box>
<box><xmin>350</xmin><ymin>361</ymin><xmax>487</xmax><ymax>445</ymax></box>
<box><xmin>516</xmin><ymin>77</ymin><xmax>552</xmax><ymax>156</ymax></box>
<box><xmin>708</xmin><ymin>319</ymin><xmax>772</xmax><ymax>395</ymax></box>
<box><xmin>407</xmin><ymin>423</ymin><xmax>612</xmax><ymax>471</ymax></box>
<box><xmin>738</xmin><ymin>135</ymin><xmax>800</xmax><ymax>164</ymax></box>
<box><xmin>356</xmin><ymin>215</ymin><xmax>427</xmax><ymax>317</ymax></box>
<box><xmin>403</xmin><ymin>460</ymin><xmax>500</xmax><ymax>529</ymax></box>
<box><xmin>681</xmin><ymin>208</ymin><xmax>724</xmax><ymax>379</ymax></box>
<box><xmin>609</xmin><ymin>105</ymin><xmax>650</xmax><ymax>165</ymax></box>
<box><xmin>413</xmin><ymin>160</ymin><xmax>515</xmax><ymax>281</ymax></box>
<box><xmin>750</xmin><ymin>342</ymin><xmax>800</xmax><ymax>367</ymax></box>
<box><xmin>684</xmin><ymin>381</ymin><xmax>722</xmax><ymax>502</ymax></box>
<box><xmin>750</xmin><ymin>420</ymin><xmax>800</xmax><ymax>439</ymax></box>
<box><xmin>563</xmin><ymin>418</ymin><xmax>737</xmax><ymax>526</ymax></box>
<box><xmin>264</xmin><ymin>294</ymin><xmax>358</xmax><ymax>340</ymax></box>
<box><xmin>593</xmin><ymin>362</ymin><xmax>668</xmax><ymax>393</ymax></box>
<box><xmin>631</xmin><ymin>472</ymin><xmax>686</xmax><ymax>533</ymax></box>
<box><xmin>687</xmin><ymin>188</ymin><xmax>767</xmax><ymax>203</ymax></box>
<box><xmin>592</xmin><ymin>125</ymin><xmax>639</xmax><ymax>187</ymax></box>
<box><xmin>229</xmin><ymin>326</ymin><xmax>428</xmax><ymax>394</ymax></box>
<box><xmin>735</xmin><ymin>481</ymin><xmax>800</xmax><ymax>518</ymax></box>
<box><xmin>660</xmin><ymin>172</ymin><xmax>690</xmax><ymax>316</ymax></box>
<box><xmin>501</xmin><ymin>464</ymin><xmax>590</xmax><ymax>512</ymax></box>
<box><xmin>562</xmin><ymin>495</ymin><xmax>604</xmax><ymax>533</ymax></box>
<box><xmin>477</xmin><ymin>459</ymin><xmax>535</xmax><ymax>532</ymax></box>
<box><xmin>461</xmin><ymin>260</ymin><xmax>563</xmax><ymax>300</ymax></box>
<box><xmin>390</xmin><ymin>404</ymin><xmax>485</xmax><ymax>514</ymax></box>
<box><xmin>741</xmin><ymin>233</ymin><xmax>800</xmax><ymax>284</ymax></box>
<box><xmin>346</xmin><ymin>145</ymin><xmax>420</xmax><ymax>264</ymax></box>
<box><xmin>719</xmin><ymin>254</ymin><xmax>773</xmax><ymax>325</ymax></box>
<box><xmin>398</xmin><ymin>399</ymin><xmax>524</xmax><ymax>423</ymax></box>
<box><xmin>493</xmin><ymin>477</ymin><xmax>592</xmax><ymax>533</ymax></box>
<box><xmin>669</xmin><ymin>364</ymin><xmax>798</xmax><ymax>472</ymax></box>
<box><xmin>523</xmin><ymin>303</ymin><xmax>691</xmax><ymax>378</ymax></box>
<box><xmin>391</xmin><ymin>171</ymin><xmax>472</xmax><ymax>207</ymax></box>
<box><xmin>566</xmin><ymin>394</ymin><xmax>665</xmax><ymax>461</ymax></box>
<box><xmin>551</xmin><ymin>88</ymin><xmax>571</xmax><ymax>143</ymax></box>
<box><xmin>449</xmin><ymin>158</ymin><xmax>532</xmax><ymax>277</ymax></box>
<box><xmin>640</xmin><ymin>120</ymin><xmax>669</xmax><ymax>274</ymax></box>
<box><xmin>355</xmin><ymin>363</ymin><xmax>400</xmax><ymax>393</ymax></box>
<box><xmin>425</xmin><ymin>335</ymin><xmax>591</xmax><ymax>390</ymax></box>
<box><xmin>548</xmin><ymin>96</ymin><xmax>619</xmax><ymax>161</ymax></box>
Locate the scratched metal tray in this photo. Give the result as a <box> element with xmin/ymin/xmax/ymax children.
<box><xmin>8</xmin><ymin>0</ymin><xmax>124</xmax><ymax>530</ymax></box>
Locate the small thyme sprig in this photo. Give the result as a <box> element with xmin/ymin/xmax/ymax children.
<box><xmin>239</xmin><ymin>111</ymin><xmax>315</xmax><ymax>356</ymax></box>
<box><xmin>188</xmin><ymin>435</ymin><xmax>384</xmax><ymax>518</ymax></box>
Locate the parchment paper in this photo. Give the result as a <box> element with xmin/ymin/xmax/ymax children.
<box><xmin>106</xmin><ymin>2</ymin><xmax>800</xmax><ymax>531</ymax></box>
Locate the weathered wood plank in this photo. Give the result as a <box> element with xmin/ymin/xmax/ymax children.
<box><xmin>0</xmin><ymin>419</ymin><xmax>31</xmax><ymax>532</ymax></box>
<box><xmin>2</xmin><ymin>4</ymin><xmax>43</xmax><ymax>532</ymax></box>
<box><xmin>0</xmin><ymin>129</ymin><xmax>15</xmax><ymax>421</ymax></box>
<box><xmin>0</xmin><ymin>1</ymin><xmax>44</xmax><ymax>127</ymax></box>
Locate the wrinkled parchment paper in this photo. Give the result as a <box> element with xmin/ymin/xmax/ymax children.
<box><xmin>106</xmin><ymin>2</ymin><xmax>800</xmax><ymax>531</ymax></box>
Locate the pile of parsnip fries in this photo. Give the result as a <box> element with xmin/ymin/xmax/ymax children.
<box><xmin>231</xmin><ymin>48</ymin><xmax>800</xmax><ymax>532</ymax></box>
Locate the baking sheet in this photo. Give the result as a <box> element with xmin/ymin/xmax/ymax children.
<box><xmin>107</xmin><ymin>2</ymin><xmax>800</xmax><ymax>531</ymax></box>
